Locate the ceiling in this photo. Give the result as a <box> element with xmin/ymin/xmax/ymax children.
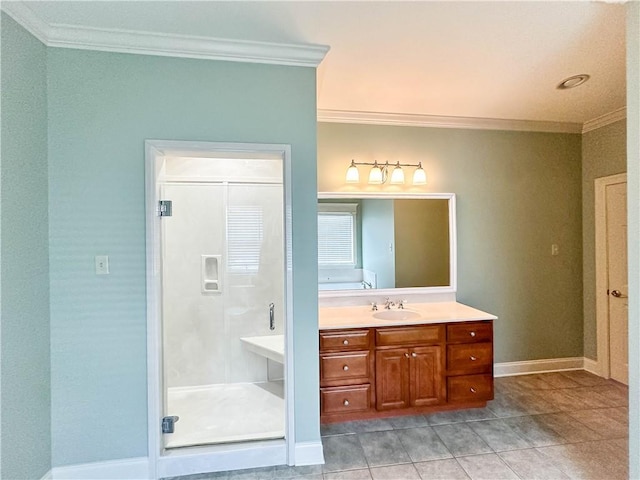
<box><xmin>10</xmin><ymin>1</ymin><xmax>627</xmax><ymax>128</ymax></box>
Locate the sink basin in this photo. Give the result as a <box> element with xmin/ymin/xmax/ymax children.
<box><xmin>373</xmin><ymin>310</ymin><xmax>421</xmax><ymax>321</ymax></box>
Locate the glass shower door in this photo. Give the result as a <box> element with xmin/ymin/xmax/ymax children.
<box><xmin>159</xmin><ymin>170</ymin><xmax>285</xmax><ymax>449</ymax></box>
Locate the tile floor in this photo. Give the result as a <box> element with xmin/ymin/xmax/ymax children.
<box><xmin>167</xmin><ymin>370</ymin><xmax>628</xmax><ymax>480</ymax></box>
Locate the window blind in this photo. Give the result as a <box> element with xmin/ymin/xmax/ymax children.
<box><xmin>317</xmin><ymin>203</ymin><xmax>358</xmax><ymax>267</ymax></box>
<box><xmin>227</xmin><ymin>205</ymin><xmax>263</xmax><ymax>273</ymax></box>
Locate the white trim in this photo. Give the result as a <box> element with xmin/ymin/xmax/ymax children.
<box><xmin>317</xmin><ymin>192</ymin><xmax>457</xmax><ymax>299</ymax></box>
<box><xmin>317</xmin><ymin>109</ymin><xmax>583</xmax><ymax>134</ymax></box>
<box><xmin>293</xmin><ymin>442</ymin><xmax>325</xmax><ymax>466</ymax></box>
<box><xmin>595</xmin><ymin>173</ymin><xmax>628</xmax><ymax>380</ymax></box>
<box><xmin>582</xmin><ymin>107</ymin><xmax>627</xmax><ymax>134</ymax></box>
<box><xmin>583</xmin><ymin>357</ymin><xmax>600</xmax><ymax>376</ymax></box>
<box><xmin>0</xmin><ymin>1</ymin><xmax>49</xmax><ymax>44</ymax></box>
<box><xmin>0</xmin><ymin>2</ymin><xmax>328</xmax><ymax>67</ymax></box>
<box><xmin>50</xmin><ymin>457</ymin><xmax>149</xmax><ymax>480</ymax></box>
<box><xmin>145</xmin><ymin>140</ymin><xmax>295</xmax><ymax>478</ymax></box>
<box><xmin>494</xmin><ymin>357</ymin><xmax>585</xmax><ymax>377</ymax></box>
<box><xmin>40</xmin><ymin>470</ymin><xmax>53</xmax><ymax>480</ymax></box>
<box><xmin>157</xmin><ymin>441</ymin><xmax>286</xmax><ymax>478</ymax></box>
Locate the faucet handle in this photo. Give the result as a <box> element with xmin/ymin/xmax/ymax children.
<box><xmin>371</xmin><ymin>302</ymin><xmax>378</xmax><ymax>311</ymax></box>
<box><xmin>397</xmin><ymin>300</ymin><xmax>405</xmax><ymax>309</ymax></box>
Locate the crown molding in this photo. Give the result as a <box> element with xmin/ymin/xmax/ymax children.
<box><xmin>582</xmin><ymin>107</ymin><xmax>627</xmax><ymax>133</ymax></box>
<box><xmin>0</xmin><ymin>1</ymin><xmax>329</xmax><ymax>67</ymax></box>
<box><xmin>317</xmin><ymin>109</ymin><xmax>583</xmax><ymax>134</ymax></box>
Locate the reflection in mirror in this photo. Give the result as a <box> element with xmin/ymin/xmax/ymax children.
<box><xmin>317</xmin><ymin>193</ymin><xmax>456</xmax><ymax>295</ymax></box>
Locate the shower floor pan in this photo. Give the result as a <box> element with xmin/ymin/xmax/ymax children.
<box><xmin>165</xmin><ymin>381</ymin><xmax>285</xmax><ymax>449</ymax></box>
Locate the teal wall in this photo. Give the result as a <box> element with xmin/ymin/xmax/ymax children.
<box><xmin>47</xmin><ymin>48</ymin><xmax>319</xmax><ymax>466</ymax></box>
<box><xmin>0</xmin><ymin>13</ymin><xmax>51</xmax><ymax>479</ymax></box>
<box><xmin>581</xmin><ymin>120</ymin><xmax>627</xmax><ymax>359</ymax></box>
<box><xmin>319</xmin><ymin>123</ymin><xmax>583</xmax><ymax>363</ymax></box>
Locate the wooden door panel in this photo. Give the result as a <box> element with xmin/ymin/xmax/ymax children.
<box><xmin>410</xmin><ymin>346</ymin><xmax>444</xmax><ymax>407</ymax></box>
<box><xmin>375</xmin><ymin>349</ymin><xmax>409</xmax><ymax>410</ymax></box>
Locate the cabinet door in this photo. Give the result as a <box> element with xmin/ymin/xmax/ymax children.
<box><xmin>410</xmin><ymin>346</ymin><xmax>444</xmax><ymax>407</ymax></box>
<box><xmin>376</xmin><ymin>349</ymin><xmax>410</xmax><ymax>410</ymax></box>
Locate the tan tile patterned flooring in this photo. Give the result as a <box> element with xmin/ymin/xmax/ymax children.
<box><xmin>168</xmin><ymin>370</ymin><xmax>628</xmax><ymax>480</ymax></box>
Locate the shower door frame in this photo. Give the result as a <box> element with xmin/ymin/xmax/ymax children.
<box><xmin>145</xmin><ymin>140</ymin><xmax>295</xmax><ymax>479</ymax></box>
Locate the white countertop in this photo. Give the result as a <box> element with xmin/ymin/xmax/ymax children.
<box><xmin>319</xmin><ymin>301</ymin><xmax>497</xmax><ymax>330</ymax></box>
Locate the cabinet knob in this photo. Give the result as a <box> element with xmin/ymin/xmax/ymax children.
<box><xmin>343</xmin><ymin>339</ymin><xmax>349</xmax><ymax>345</ymax></box>
<box><xmin>411</xmin><ymin>352</ymin><xmax>417</xmax><ymax>358</ymax></box>
<box><xmin>470</xmin><ymin>356</ymin><xmax>477</xmax><ymax>361</ymax></box>
<box><xmin>470</xmin><ymin>387</ymin><xmax>477</xmax><ymax>393</ymax></box>
<box><xmin>343</xmin><ymin>399</ymin><xmax>350</xmax><ymax>406</ymax></box>
<box><xmin>404</xmin><ymin>353</ymin><xmax>410</xmax><ymax>358</ymax></box>
<box><xmin>343</xmin><ymin>365</ymin><xmax>349</xmax><ymax>371</ymax></box>
<box><xmin>470</xmin><ymin>331</ymin><xmax>476</xmax><ymax>337</ymax></box>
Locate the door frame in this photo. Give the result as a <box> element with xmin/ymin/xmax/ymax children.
<box><xmin>144</xmin><ymin>140</ymin><xmax>294</xmax><ymax>479</ymax></box>
<box><xmin>595</xmin><ymin>172</ymin><xmax>627</xmax><ymax>378</ymax></box>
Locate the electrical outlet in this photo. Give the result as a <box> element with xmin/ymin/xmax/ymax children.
<box><xmin>551</xmin><ymin>244</ymin><xmax>559</xmax><ymax>256</ymax></box>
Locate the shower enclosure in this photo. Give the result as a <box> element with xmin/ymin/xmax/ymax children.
<box><xmin>146</xmin><ymin>142</ymin><xmax>291</xmax><ymax>476</ymax></box>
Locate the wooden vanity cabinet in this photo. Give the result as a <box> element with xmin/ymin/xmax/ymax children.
<box><xmin>320</xmin><ymin>329</ymin><xmax>374</xmax><ymax>416</ymax></box>
<box><xmin>375</xmin><ymin>326</ymin><xmax>445</xmax><ymax>410</ymax></box>
<box><xmin>320</xmin><ymin>320</ymin><xmax>493</xmax><ymax>423</ymax></box>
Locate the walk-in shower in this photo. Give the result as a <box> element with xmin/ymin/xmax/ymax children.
<box><xmin>158</xmin><ymin>154</ymin><xmax>286</xmax><ymax>449</ymax></box>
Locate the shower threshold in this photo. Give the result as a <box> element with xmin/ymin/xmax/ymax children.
<box><xmin>165</xmin><ymin>381</ymin><xmax>285</xmax><ymax>449</ymax></box>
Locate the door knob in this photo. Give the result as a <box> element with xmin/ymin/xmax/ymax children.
<box><xmin>611</xmin><ymin>290</ymin><xmax>626</xmax><ymax>298</ymax></box>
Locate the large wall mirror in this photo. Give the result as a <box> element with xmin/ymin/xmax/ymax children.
<box><xmin>318</xmin><ymin>192</ymin><xmax>457</xmax><ymax>298</ymax></box>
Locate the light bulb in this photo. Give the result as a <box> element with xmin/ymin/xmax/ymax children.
<box><xmin>390</xmin><ymin>162</ymin><xmax>405</xmax><ymax>184</ymax></box>
<box><xmin>412</xmin><ymin>163</ymin><xmax>427</xmax><ymax>185</ymax></box>
<box><xmin>345</xmin><ymin>160</ymin><xmax>360</xmax><ymax>183</ymax></box>
<box><xmin>368</xmin><ymin>162</ymin><xmax>384</xmax><ymax>184</ymax></box>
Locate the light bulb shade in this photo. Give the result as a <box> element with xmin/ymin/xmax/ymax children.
<box><xmin>412</xmin><ymin>164</ymin><xmax>427</xmax><ymax>185</ymax></box>
<box><xmin>368</xmin><ymin>165</ymin><xmax>384</xmax><ymax>184</ymax></box>
<box><xmin>346</xmin><ymin>161</ymin><xmax>360</xmax><ymax>183</ymax></box>
<box><xmin>390</xmin><ymin>164</ymin><xmax>405</xmax><ymax>184</ymax></box>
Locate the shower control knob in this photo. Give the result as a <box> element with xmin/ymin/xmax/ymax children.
<box><xmin>343</xmin><ymin>340</ymin><xmax>349</xmax><ymax>345</ymax></box>
<box><xmin>343</xmin><ymin>399</ymin><xmax>350</xmax><ymax>406</ymax></box>
<box><xmin>343</xmin><ymin>365</ymin><xmax>349</xmax><ymax>371</ymax></box>
<box><xmin>470</xmin><ymin>331</ymin><xmax>476</xmax><ymax>337</ymax></box>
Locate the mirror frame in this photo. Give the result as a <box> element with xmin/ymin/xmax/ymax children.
<box><xmin>317</xmin><ymin>192</ymin><xmax>457</xmax><ymax>298</ymax></box>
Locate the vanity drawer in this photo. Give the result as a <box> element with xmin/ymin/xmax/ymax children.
<box><xmin>447</xmin><ymin>322</ymin><xmax>492</xmax><ymax>344</ymax></box>
<box><xmin>321</xmin><ymin>385</ymin><xmax>371</xmax><ymax>414</ymax></box>
<box><xmin>447</xmin><ymin>343</ymin><xmax>493</xmax><ymax>374</ymax></box>
<box><xmin>447</xmin><ymin>374</ymin><xmax>493</xmax><ymax>402</ymax></box>
<box><xmin>376</xmin><ymin>325</ymin><xmax>444</xmax><ymax>347</ymax></box>
<box><xmin>321</xmin><ymin>352</ymin><xmax>371</xmax><ymax>386</ymax></box>
<box><xmin>320</xmin><ymin>329</ymin><xmax>371</xmax><ymax>352</ymax></box>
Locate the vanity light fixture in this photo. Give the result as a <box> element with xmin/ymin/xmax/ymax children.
<box><xmin>345</xmin><ymin>159</ymin><xmax>427</xmax><ymax>186</ymax></box>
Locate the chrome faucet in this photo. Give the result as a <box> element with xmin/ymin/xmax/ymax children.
<box><xmin>371</xmin><ymin>302</ymin><xmax>378</xmax><ymax>311</ymax></box>
<box><xmin>397</xmin><ymin>300</ymin><xmax>405</xmax><ymax>309</ymax></box>
<box><xmin>384</xmin><ymin>297</ymin><xmax>395</xmax><ymax>309</ymax></box>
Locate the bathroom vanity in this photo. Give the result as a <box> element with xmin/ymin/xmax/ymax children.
<box><xmin>319</xmin><ymin>302</ymin><xmax>496</xmax><ymax>423</ymax></box>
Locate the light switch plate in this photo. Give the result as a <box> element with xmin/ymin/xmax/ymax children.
<box><xmin>95</xmin><ymin>255</ymin><xmax>110</xmax><ymax>275</ymax></box>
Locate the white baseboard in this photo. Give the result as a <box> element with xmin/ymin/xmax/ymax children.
<box><xmin>294</xmin><ymin>441</ymin><xmax>324</xmax><ymax>466</ymax></box>
<box><xmin>583</xmin><ymin>357</ymin><xmax>602</xmax><ymax>376</ymax></box>
<box><xmin>494</xmin><ymin>357</ymin><xmax>585</xmax><ymax>377</ymax></box>
<box><xmin>51</xmin><ymin>457</ymin><xmax>149</xmax><ymax>480</ymax></box>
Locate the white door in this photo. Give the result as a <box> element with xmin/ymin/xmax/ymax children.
<box><xmin>606</xmin><ymin>181</ymin><xmax>628</xmax><ymax>384</ymax></box>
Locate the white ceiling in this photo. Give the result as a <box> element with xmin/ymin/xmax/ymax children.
<box><xmin>12</xmin><ymin>1</ymin><xmax>627</xmax><ymax>127</ymax></box>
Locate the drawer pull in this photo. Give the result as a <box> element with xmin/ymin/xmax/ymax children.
<box><xmin>470</xmin><ymin>331</ymin><xmax>476</xmax><ymax>337</ymax></box>
<box><xmin>470</xmin><ymin>387</ymin><xmax>477</xmax><ymax>393</ymax></box>
<box><xmin>411</xmin><ymin>352</ymin><xmax>417</xmax><ymax>358</ymax></box>
<box><xmin>470</xmin><ymin>355</ymin><xmax>477</xmax><ymax>361</ymax></box>
<box><xmin>343</xmin><ymin>365</ymin><xmax>349</xmax><ymax>371</ymax></box>
<box><xmin>343</xmin><ymin>399</ymin><xmax>350</xmax><ymax>406</ymax></box>
<box><xmin>343</xmin><ymin>339</ymin><xmax>349</xmax><ymax>345</ymax></box>
<box><xmin>404</xmin><ymin>353</ymin><xmax>410</xmax><ymax>358</ymax></box>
